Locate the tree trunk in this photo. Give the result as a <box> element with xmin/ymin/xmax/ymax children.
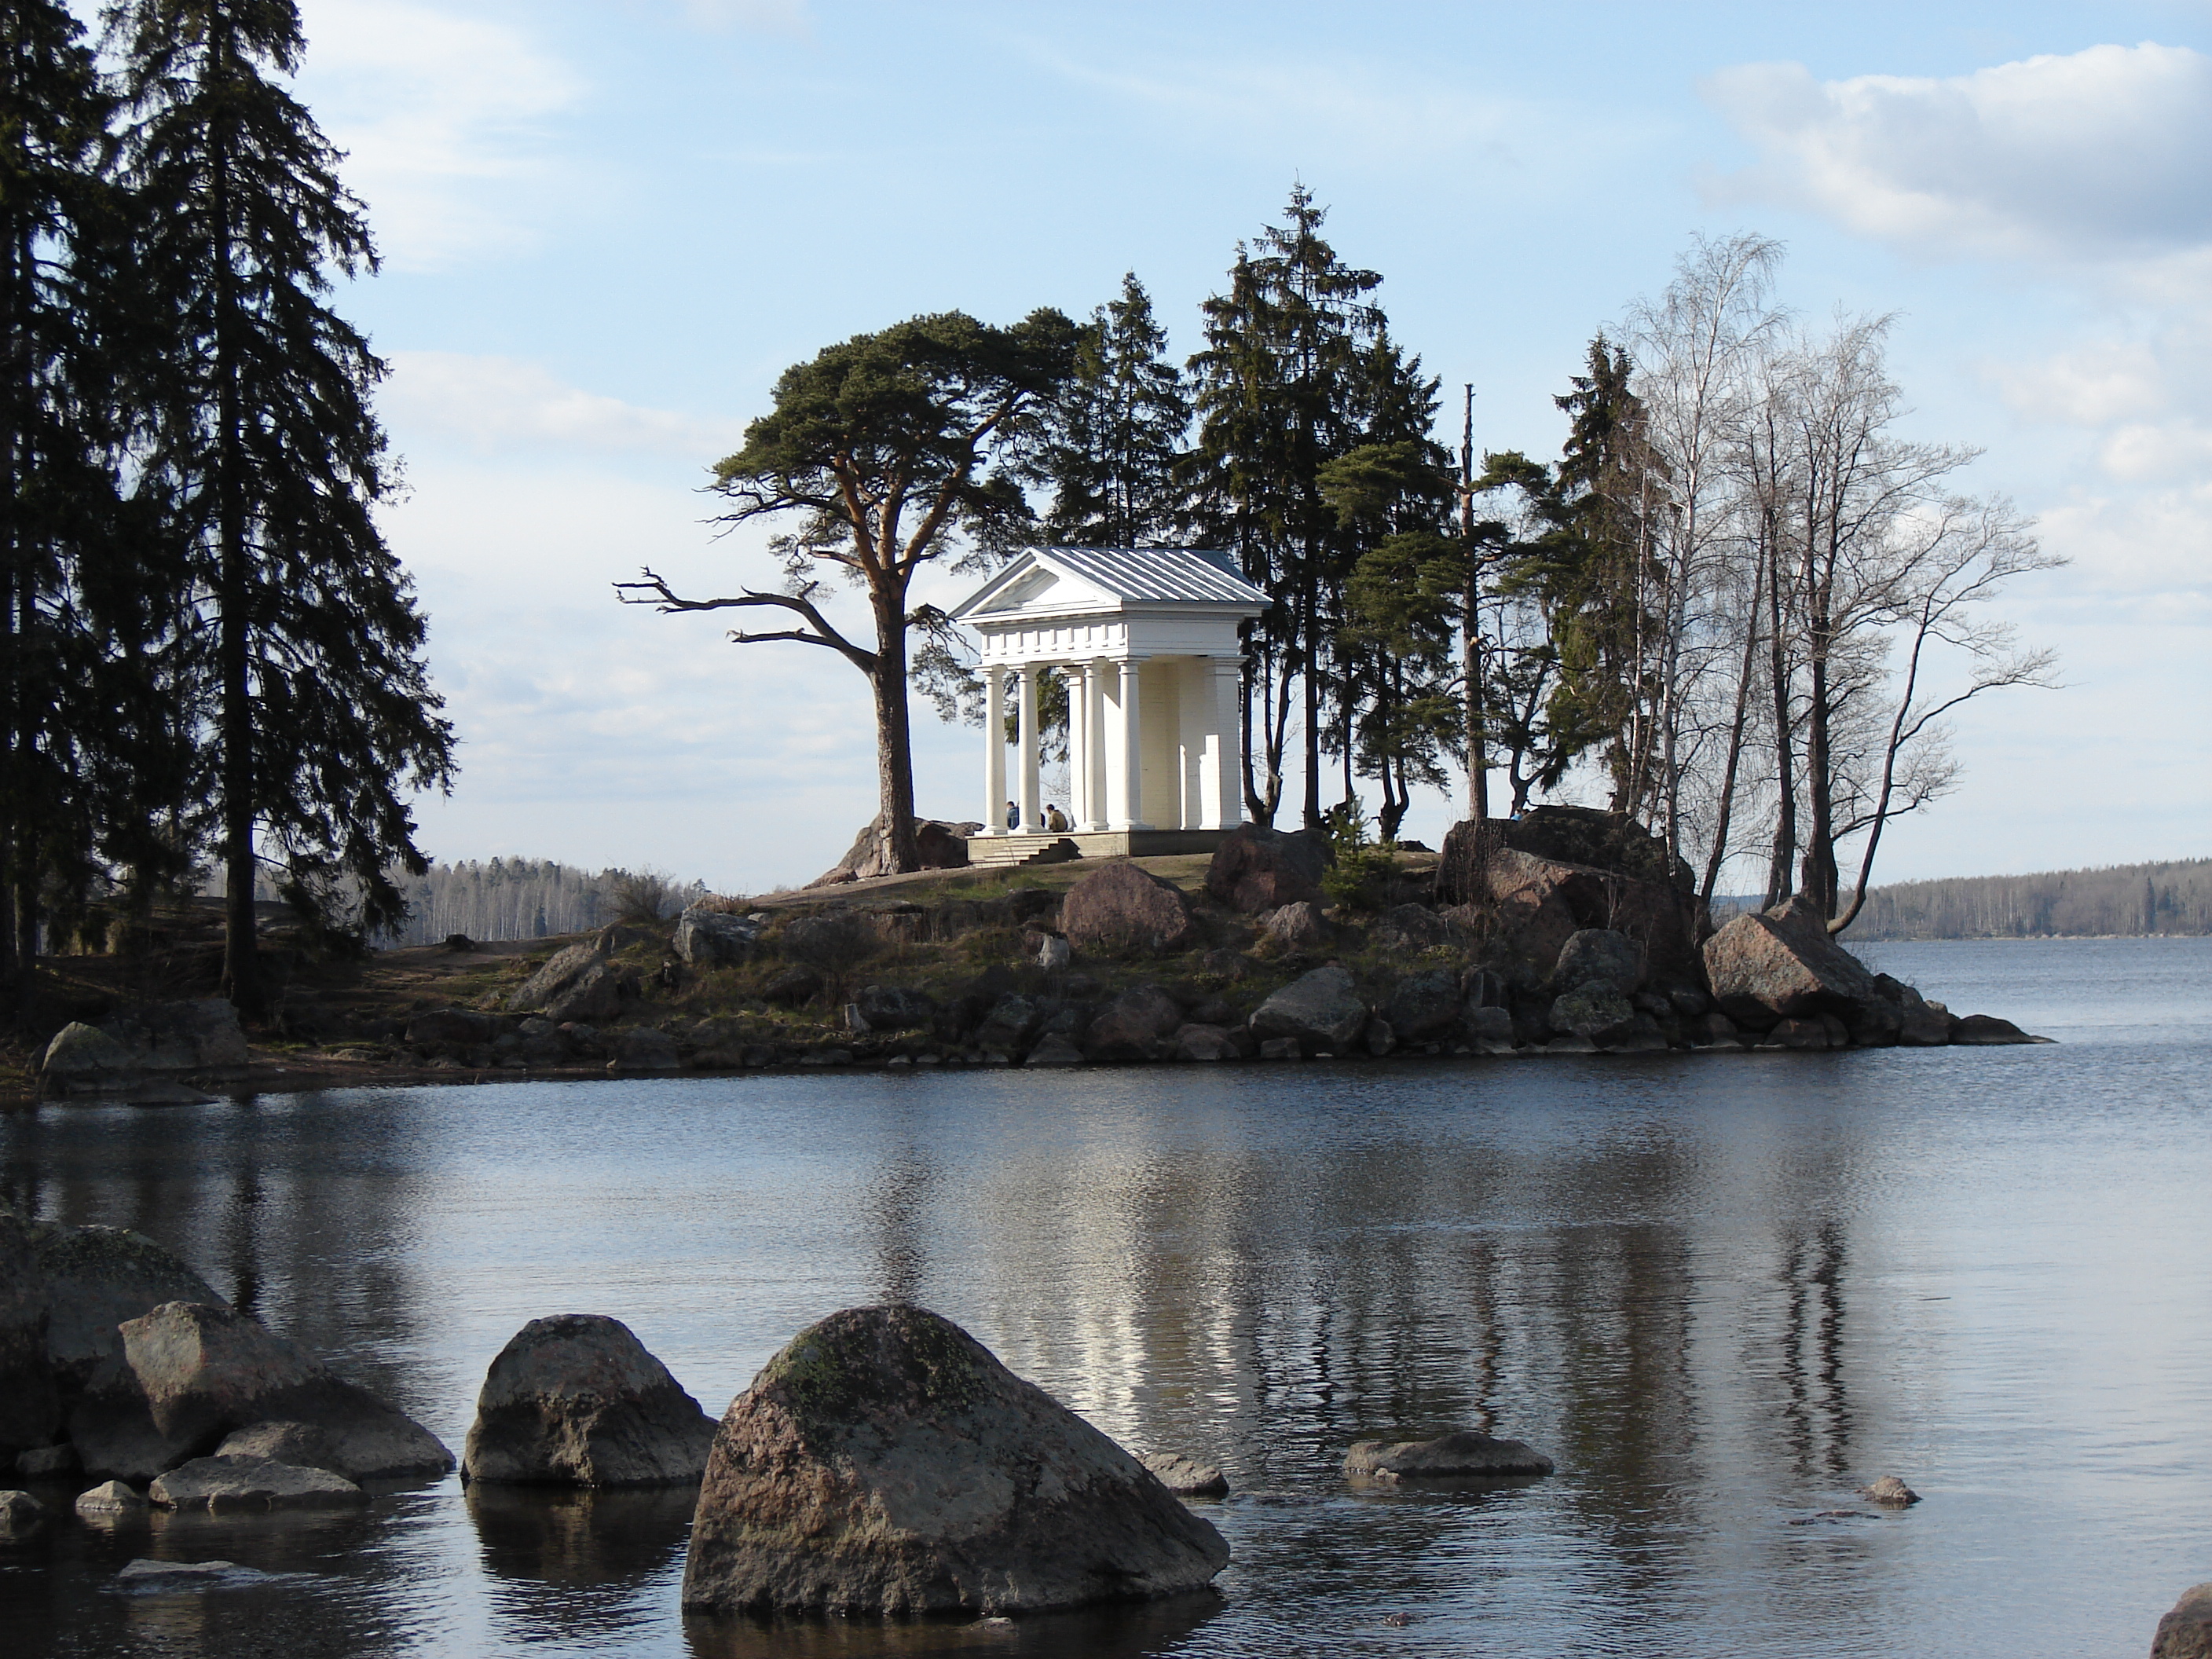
<box><xmin>209</xmin><ymin>91</ymin><xmax>262</xmax><ymax>1020</ymax></box>
<box><xmin>1763</xmin><ymin>533</ymin><xmax>1796</xmax><ymax>910</ymax></box>
<box><xmin>1701</xmin><ymin>551</ymin><xmax>1764</xmax><ymax>908</ymax></box>
<box><xmin>1464</xmin><ymin>566</ymin><xmax>1486</xmax><ymax>821</ymax></box>
<box><xmin>1299</xmin><ymin>584</ymin><xmax>1321</xmax><ymax>830</ymax></box>
<box><xmin>870</xmin><ymin>586</ymin><xmax>919</xmax><ymax>873</ymax></box>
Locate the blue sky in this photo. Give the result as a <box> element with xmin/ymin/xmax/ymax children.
<box><xmin>270</xmin><ymin>0</ymin><xmax>2208</xmax><ymax>893</ymax></box>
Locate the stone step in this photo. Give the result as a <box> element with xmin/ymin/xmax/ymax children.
<box><xmin>965</xmin><ymin>836</ymin><xmax>1082</xmax><ymax>870</ymax></box>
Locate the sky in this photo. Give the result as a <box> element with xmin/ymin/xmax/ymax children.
<box><xmin>255</xmin><ymin>0</ymin><xmax>2210</xmax><ymax>895</ymax></box>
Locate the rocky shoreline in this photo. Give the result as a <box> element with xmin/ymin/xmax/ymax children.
<box><xmin>11</xmin><ymin>808</ymin><xmax>2046</xmax><ymax>1105</ymax></box>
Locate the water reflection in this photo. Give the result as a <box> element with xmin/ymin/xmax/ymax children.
<box><xmin>469</xmin><ymin>1484</ymin><xmax>697</xmax><ymax>1643</ymax></box>
<box><xmin>2</xmin><ymin>945</ymin><xmax>2208</xmax><ymax>1657</ymax></box>
<box><xmin>683</xmin><ymin>1591</ymin><xmax>1222</xmax><ymax>1658</ymax></box>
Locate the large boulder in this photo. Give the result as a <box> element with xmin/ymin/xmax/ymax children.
<box><xmin>38</xmin><ymin>1000</ymin><xmax>249</xmax><ymax>1096</ymax></box>
<box><xmin>544</xmin><ymin>963</ymin><xmax>626</xmax><ymax>1024</ymax></box>
<box><xmin>1548</xmin><ymin>983</ymin><xmax>1640</xmax><ymax>1045</ymax></box>
<box><xmin>1250</xmin><ymin>966</ymin><xmax>1368</xmax><ymax>1055</ymax></box>
<box><xmin>1436</xmin><ymin>808</ymin><xmax>1707</xmax><ymax>989</ymax></box>
<box><xmin>853</xmin><ymin>985</ymin><xmax>936</xmax><ymax>1031</ymax></box>
<box><xmin>1259</xmin><ymin>900</ymin><xmax>1326</xmax><ymax>953</ymax></box>
<box><xmin>674</xmin><ymin>907</ymin><xmax>762</xmax><ymax>967</ymax></box>
<box><xmin>507</xmin><ymin>940</ymin><xmax>608</xmax><ymax>1014</ymax></box>
<box><xmin>681</xmin><ymin>1305</ymin><xmax>1229</xmax><ymax>1617</ymax></box>
<box><xmin>1343</xmin><ymin>1429</ymin><xmax>1554</xmax><ymax>1479</ymax></box>
<box><xmin>0</xmin><ymin>1214</ymin><xmax>56</xmax><ymax>1459</ymax></box>
<box><xmin>1702</xmin><ymin>894</ymin><xmax>1881</xmax><ymax>1029</ymax></box>
<box><xmin>31</xmin><ymin>1222</ymin><xmax>227</xmax><ymax>1393</ymax></box>
<box><xmin>70</xmin><ymin>1301</ymin><xmax>452</xmax><ymax>1484</ymax></box>
<box><xmin>1384</xmin><ymin>969</ymin><xmax>1461</xmax><ymax>1043</ymax></box>
<box><xmin>36</xmin><ymin>1024</ymin><xmax>138</xmax><ymax>1093</ymax></box>
<box><xmin>1551</xmin><ymin>928</ymin><xmax>1644</xmax><ymax>994</ymax></box>
<box><xmin>1060</xmin><ymin>863</ymin><xmax>1194</xmax><ymax>957</ymax></box>
<box><xmin>1204</xmin><ymin>825</ymin><xmax>1328</xmax><ymax>914</ymax></box>
<box><xmin>1082</xmin><ymin>987</ymin><xmax>1185</xmax><ymax>1063</ymax></box>
<box><xmin>808</xmin><ymin>816</ymin><xmax>976</xmax><ymax>888</ymax></box>
<box><xmin>2154</xmin><ymin>1584</ymin><xmax>2212</xmax><ymax>1659</ymax></box>
<box><xmin>463</xmin><ymin>1314</ymin><xmax>716</xmax><ymax>1489</ymax></box>
<box><xmin>98</xmin><ymin>1000</ymin><xmax>249</xmax><ymax>1074</ymax></box>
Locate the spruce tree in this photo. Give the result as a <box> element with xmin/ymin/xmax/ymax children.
<box><xmin>0</xmin><ymin>2</ymin><xmax>177</xmax><ymax>995</ymax></box>
<box><xmin>1551</xmin><ymin>335</ymin><xmax>1666</xmax><ymax>817</ymax></box>
<box><xmin>109</xmin><ymin>0</ymin><xmax>455</xmax><ymax>1016</ymax></box>
<box><xmin>1191</xmin><ymin>185</ymin><xmax>1386</xmax><ymax>828</ymax></box>
<box><xmin>1043</xmin><ymin>273</ymin><xmax>1190</xmax><ymax>547</ymax></box>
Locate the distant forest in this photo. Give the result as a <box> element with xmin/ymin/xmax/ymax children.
<box><xmin>376</xmin><ymin>860</ymin><xmax>709</xmax><ymax>947</ymax></box>
<box><xmin>1846</xmin><ymin>858</ymin><xmax>2212</xmax><ymax>940</ymax></box>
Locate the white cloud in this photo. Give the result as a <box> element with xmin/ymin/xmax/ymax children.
<box><xmin>381</xmin><ymin>353</ymin><xmax>743</xmax><ymax>460</ymax></box>
<box><xmin>295</xmin><ymin>0</ymin><xmax>583</xmax><ymax>269</ymax></box>
<box><xmin>1701</xmin><ymin>43</ymin><xmax>2212</xmax><ymax>261</ymax></box>
<box><xmin>2032</xmin><ymin>482</ymin><xmax>2212</xmax><ymax>606</ymax></box>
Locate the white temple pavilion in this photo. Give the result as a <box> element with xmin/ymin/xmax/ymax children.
<box><xmin>949</xmin><ymin>547</ymin><xmax>1268</xmax><ymax>858</ymax></box>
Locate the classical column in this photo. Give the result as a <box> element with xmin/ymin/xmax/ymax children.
<box><xmin>1086</xmin><ymin>661</ymin><xmax>1110</xmax><ymax>830</ymax></box>
<box><xmin>1205</xmin><ymin>656</ymin><xmax>1242</xmax><ymax>828</ymax></box>
<box><xmin>1066</xmin><ymin>663</ymin><xmax>1089</xmax><ymax>831</ymax></box>
<box><xmin>1016</xmin><ymin>663</ymin><xmax>1042</xmax><ymax>833</ymax></box>
<box><xmin>1116</xmin><ymin>658</ymin><xmax>1148</xmax><ymax>830</ymax></box>
<box><xmin>980</xmin><ymin>665</ymin><xmax>1006</xmax><ymax>834</ymax></box>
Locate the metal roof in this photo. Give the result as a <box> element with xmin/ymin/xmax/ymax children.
<box><xmin>1030</xmin><ymin>546</ymin><xmax>1267</xmax><ymax>607</ymax></box>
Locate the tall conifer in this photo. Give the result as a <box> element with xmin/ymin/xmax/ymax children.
<box><xmin>1044</xmin><ymin>273</ymin><xmax>1190</xmax><ymax>547</ymax></box>
<box><xmin>1191</xmin><ymin>186</ymin><xmax>1385</xmax><ymax>828</ymax></box>
<box><xmin>109</xmin><ymin>0</ymin><xmax>454</xmax><ymax>1016</ymax></box>
<box><xmin>0</xmin><ymin>2</ymin><xmax>160</xmax><ymax>994</ymax></box>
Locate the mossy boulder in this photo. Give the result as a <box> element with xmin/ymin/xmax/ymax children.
<box><xmin>682</xmin><ymin>1305</ymin><xmax>1229</xmax><ymax>1617</ymax></box>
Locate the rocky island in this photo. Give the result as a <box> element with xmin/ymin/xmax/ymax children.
<box><xmin>9</xmin><ymin>808</ymin><xmax>2042</xmax><ymax>1103</ymax></box>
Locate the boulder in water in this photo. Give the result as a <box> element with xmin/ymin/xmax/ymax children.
<box><xmin>1702</xmin><ymin>894</ymin><xmax>1880</xmax><ymax>1027</ymax></box>
<box><xmin>2155</xmin><ymin>1584</ymin><xmax>2212</xmax><ymax>1659</ymax></box>
<box><xmin>149</xmin><ymin>1454</ymin><xmax>367</xmax><ymax>1511</ymax></box>
<box><xmin>29</xmin><ymin>1221</ymin><xmax>226</xmax><ymax>1395</ymax></box>
<box><xmin>70</xmin><ymin>1301</ymin><xmax>452</xmax><ymax>1484</ymax></box>
<box><xmin>74</xmin><ymin>1478</ymin><xmax>148</xmax><ymax>1519</ymax></box>
<box><xmin>681</xmin><ymin>1304</ymin><xmax>1229</xmax><ymax>1617</ymax></box>
<box><xmin>1344</xmin><ymin>1429</ymin><xmax>1555</xmax><ymax>1479</ymax></box>
<box><xmin>0</xmin><ymin>1488</ymin><xmax>43</xmax><ymax>1536</ymax></box>
<box><xmin>463</xmin><ymin>1313</ymin><xmax>716</xmax><ymax>1488</ymax></box>
<box><xmin>1139</xmin><ymin>1452</ymin><xmax>1228</xmax><ymax>1497</ymax></box>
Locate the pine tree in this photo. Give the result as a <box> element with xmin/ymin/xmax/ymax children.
<box><xmin>111</xmin><ymin>0</ymin><xmax>456</xmax><ymax>1016</ymax></box>
<box><xmin>621</xmin><ymin>309</ymin><xmax>1077</xmax><ymax>876</ymax></box>
<box><xmin>1043</xmin><ymin>273</ymin><xmax>1190</xmax><ymax>548</ymax></box>
<box><xmin>1320</xmin><ymin>436</ymin><xmax>1462</xmax><ymax>840</ymax></box>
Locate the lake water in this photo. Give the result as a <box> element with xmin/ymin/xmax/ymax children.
<box><xmin>4</xmin><ymin>937</ymin><xmax>2210</xmax><ymax>1657</ymax></box>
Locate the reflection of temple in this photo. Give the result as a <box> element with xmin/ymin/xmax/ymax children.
<box><xmin>950</xmin><ymin>547</ymin><xmax>1266</xmax><ymax>854</ymax></box>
